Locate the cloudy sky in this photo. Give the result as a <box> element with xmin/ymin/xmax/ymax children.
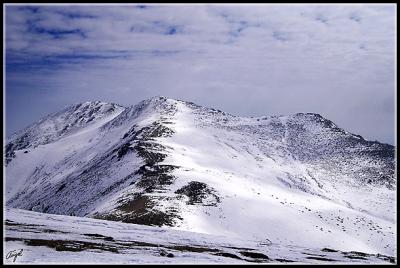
<box><xmin>5</xmin><ymin>4</ymin><xmax>396</xmax><ymax>144</ymax></box>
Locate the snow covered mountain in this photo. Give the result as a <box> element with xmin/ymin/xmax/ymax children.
<box><xmin>5</xmin><ymin>96</ymin><xmax>396</xmax><ymax>262</ymax></box>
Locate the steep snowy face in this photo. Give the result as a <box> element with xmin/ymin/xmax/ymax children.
<box><xmin>5</xmin><ymin>96</ymin><xmax>396</xmax><ymax>257</ymax></box>
<box><xmin>5</xmin><ymin>101</ymin><xmax>125</xmax><ymax>164</ymax></box>
<box><xmin>284</xmin><ymin>113</ymin><xmax>394</xmax><ymax>187</ymax></box>
<box><xmin>5</xmin><ymin>97</ymin><xmax>180</xmax><ymax>220</ymax></box>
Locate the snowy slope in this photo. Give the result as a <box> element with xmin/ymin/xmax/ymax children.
<box><xmin>5</xmin><ymin>96</ymin><xmax>396</xmax><ymax>261</ymax></box>
<box><xmin>4</xmin><ymin>208</ymin><xmax>395</xmax><ymax>264</ymax></box>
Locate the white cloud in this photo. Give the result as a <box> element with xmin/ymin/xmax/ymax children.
<box><xmin>5</xmin><ymin>4</ymin><xmax>396</xmax><ymax>144</ymax></box>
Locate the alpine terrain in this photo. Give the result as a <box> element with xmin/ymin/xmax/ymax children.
<box><xmin>4</xmin><ymin>97</ymin><xmax>396</xmax><ymax>264</ymax></box>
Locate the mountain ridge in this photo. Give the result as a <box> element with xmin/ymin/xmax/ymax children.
<box><xmin>5</xmin><ymin>96</ymin><xmax>395</xmax><ymax>256</ymax></box>
<box><xmin>6</xmin><ymin>96</ymin><xmax>393</xmax><ymax>147</ymax></box>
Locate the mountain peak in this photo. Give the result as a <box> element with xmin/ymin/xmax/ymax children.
<box><xmin>66</xmin><ymin>100</ymin><xmax>124</xmax><ymax>112</ymax></box>
<box><xmin>6</xmin><ymin>101</ymin><xmax>124</xmax><ymax>163</ymax></box>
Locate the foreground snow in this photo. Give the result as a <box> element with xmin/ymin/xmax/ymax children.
<box><xmin>4</xmin><ymin>208</ymin><xmax>395</xmax><ymax>264</ymax></box>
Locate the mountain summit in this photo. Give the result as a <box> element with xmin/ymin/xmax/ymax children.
<box><xmin>5</xmin><ymin>96</ymin><xmax>395</xmax><ymax>256</ymax></box>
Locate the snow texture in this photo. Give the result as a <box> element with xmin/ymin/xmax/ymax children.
<box><xmin>4</xmin><ymin>208</ymin><xmax>395</xmax><ymax>264</ymax></box>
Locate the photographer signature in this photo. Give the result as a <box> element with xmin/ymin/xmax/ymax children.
<box><xmin>6</xmin><ymin>249</ymin><xmax>23</xmax><ymax>262</ymax></box>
